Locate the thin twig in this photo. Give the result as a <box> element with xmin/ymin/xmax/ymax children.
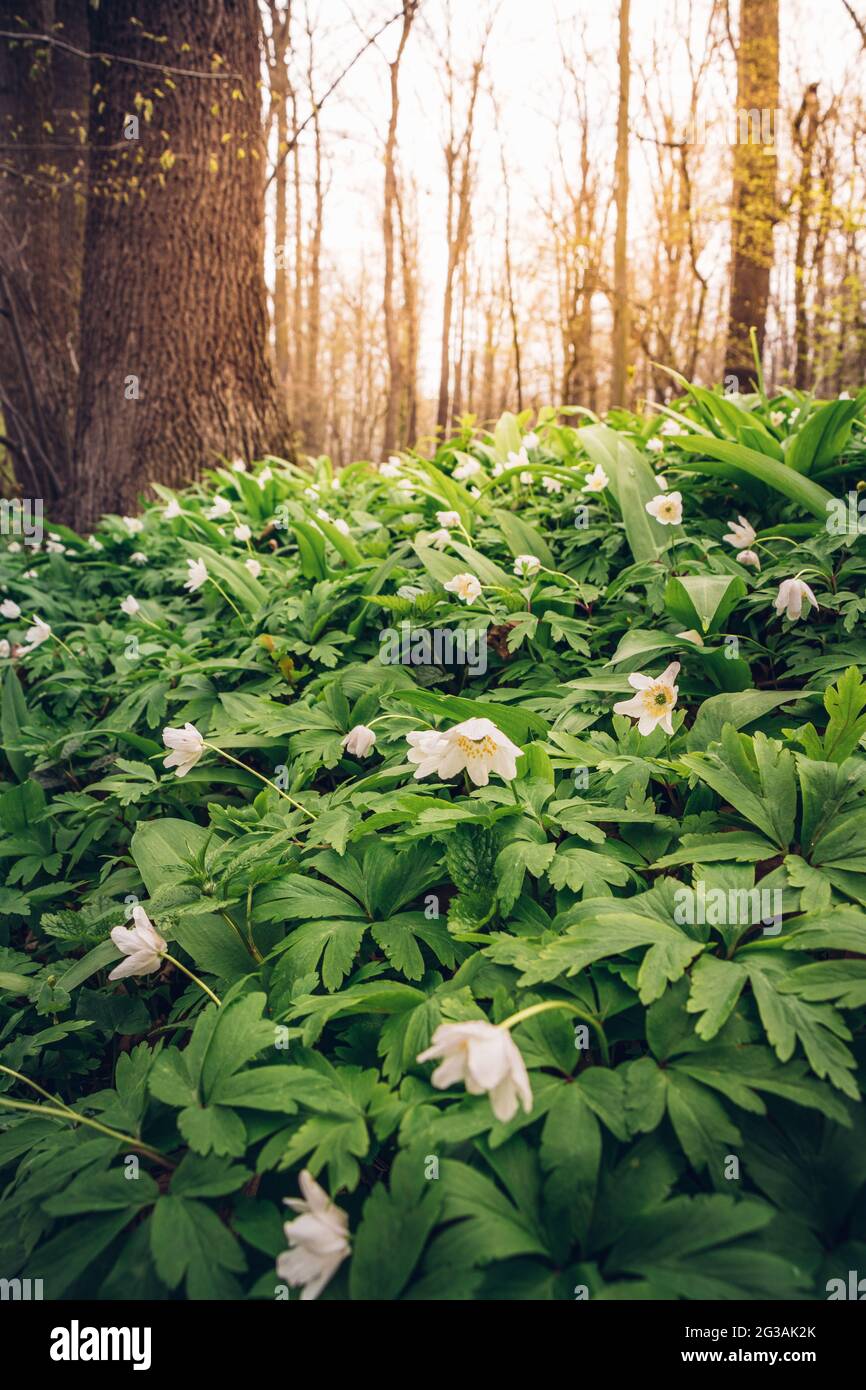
<box><xmin>0</xmin><ymin>29</ymin><xmax>242</xmax><ymax>80</ymax></box>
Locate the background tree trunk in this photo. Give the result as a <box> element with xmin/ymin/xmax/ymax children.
<box><xmin>724</xmin><ymin>0</ymin><xmax>779</xmax><ymax>387</ymax></box>
<box><xmin>0</xmin><ymin>0</ymin><xmax>87</xmax><ymax>522</ymax></box>
<box><xmin>72</xmin><ymin>0</ymin><xmax>290</xmax><ymax>529</ymax></box>
<box><xmin>381</xmin><ymin>1</ymin><xmax>416</xmax><ymax>456</ymax></box>
<box><xmin>610</xmin><ymin>0</ymin><xmax>630</xmax><ymax>407</ymax></box>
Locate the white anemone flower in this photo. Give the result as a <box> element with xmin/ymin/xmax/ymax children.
<box><xmin>523</xmin><ymin>432</ymin><xmax>539</xmax><ymax>449</ymax></box>
<box><xmin>333</xmin><ymin>518</ymin><xmax>350</xmax><ymax>537</ymax></box>
<box><xmin>646</xmin><ymin>436</ymin><xmax>664</xmax><ymax>454</ymax></box>
<box><xmin>231</xmin><ymin>457</ymin><xmax>247</xmax><ymax>472</ymax></box>
<box><xmin>654</xmin><ymin>474</ymin><xmax>669</xmax><ymax>491</ymax></box>
<box><xmin>0</xmin><ymin>599</ymin><xmax>21</xmax><ymax>619</ymax></box>
<box><xmin>341</xmin><ymin>725</ymin><xmax>377</xmax><ymax>758</ymax></box>
<box><xmin>774</xmin><ymin>577</ymin><xmax>818</xmax><ymax>623</ymax></box>
<box><xmin>24</xmin><ymin>616</ymin><xmax>51</xmax><ymax>649</ymax></box>
<box><xmin>453</xmin><ymin>457</ymin><xmax>482</xmax><ymax>481</ymax></box>
<box><xmin>0</xmin><ymin>640</ymin><xmax>10</xmax><ymax>658</ymax></box>
<box><xmin>207</xmin><ymin>496</ymin><xmax>232</xmax><ymax>520</ymax></box>
<box><xmin>163</xmin><ymin>498</ymin><xmax>182</xmax><ymax>520</ymax></box>
<box><xmin>244</xmin><ymin>558</ymin><xmax>262</xmax><ymax>579</ymax></box>
<box><xmin>108</xmin><ymin>906</ymin><xmax>166</xmax><ymax>981</ymax></box>
<box><xmin>541</xmin><ymin>475</ymin><xmax>562</xmax><ymax>494</ymax></box>
<box><xmin>277</xmin><ymin>1170</ymin><xmax>351</xmax><ymax>1301</ymax></box>
<box><xmin>130</xmin><ymin>552</ymin><xmax>147</xmax><ymax>565</ymax></box>
<box><xmin>257</xmin><ymin>465</ymin><xmax>274</xmax><ymax>488</ymax></box>
<box><xmin>613</xmin><ymin>661</ymin><xmax>680</xmax><ymax>736</ymax></box>
<box><xmin>723</xmin><ymin>515</ymin><xmax>756</xmax><ymax>548</ymax></box>
<box><xmin>519</xmin><ymin>470</ymin><xmax>533</xmax><ymax>485</ymax></box>
<box><xmin>436</xmin><ymin>510</ymin><xmax>461</xmax><ymax>528</ymax></box>
<box><xmin>514</xmin><ymin>554</ymin><xmax>541</xmax><ymax>578</ymax></box>
<box><xmin>120</xmin><ymin>595</ymin><xmax>140</xmax><ymax>616</ymax></box>
<box><xmin>582</xmin><ymin>464</ymin><xmax>609</xmax><ymax>493</ymax></box>
<box><xmin>162</xmin><ymin>722</ymin><xmax>205</xmax><ymax>776</ymax></box>
<box><xmin>184</xmin><ymin>557</ymin><xmax>209</xmax><ymax>592</ymax></box>
<box><xmin>45</xmin><ymin>540</ymin><xmax>66</xmax><ymax>554</ymax></box>
<box><xmin>645</xmin><ymin>491</ymin><xmax>683</xmax><ymax>525</ymax></box>
<box><xmin>737</xmin><ymin>549</ymin><xmax>761</xmax><ymax>570</ymax></box>
<box><xmin>123</xmin><ymin>516</ymin><xmax>144</xmax><ymax>534</ymax></box>
<box><xmin>379</xmin><ymin>459</ymin><xmax>401</xmax><ymax>478</ymax></box>
<box><xmin>443</xmin><ymin>572</ymin><xmax>482</xmax><ymax>604</ymax></box>
<box><xmin>428</xmin><ymin>528</ymin><xmax>451</xmax><ymax>550</ymax></box>
<box><xmin>407</xmin><ymin>716</ymin><xmax>522</xmax><ymax>787</ymax></box>
<box><xmin>769</xmin><ymin>409</ymin><xmax>785</xmax><ymax>427</ymax></box>
<box><xmin>417</xmin><ymin>1019</ymin><xmax>533</xmax><ymax>1123</ymax></box>
<box><xmin>506</xmin><ymin>447</ymin><xmax>529</xmax><ymax>471</ymax></box>
<box><xmin>233</xmin><ymin>524</ymin><xmax>252</xmax><ymax>542</ymax></box>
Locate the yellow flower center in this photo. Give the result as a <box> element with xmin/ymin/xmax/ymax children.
<box><xmin>642</xmin><ymin>684</ymin><xmax>674</xmax><ymax>714</ymax></box>
<box><xmin>456</xmin><ymin>734</ymin><xmax>497</xmax><ymax>758</ymax></box>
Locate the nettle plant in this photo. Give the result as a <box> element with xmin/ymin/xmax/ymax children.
<box><xmin>1</xmin><ymin>387</ymin><xmax>866</xmax><ymax>1301</ymax></box>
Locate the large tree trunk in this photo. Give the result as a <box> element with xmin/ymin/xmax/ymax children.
<box><xmin>724</xmin><ymin>0</ymin><xmax>779</xmax><ymax>388</ymax></box>
<box><xmin>0</xmin><ymin>0</ymin><xmax>88</xmax><ymax>523</ymax></box>
<box><xmin>72</xmin><ymin>0</ymin><xmax>290</xmax><ymax>529</ymax></box>
<box><xmin>610</xmin><ymin>0</ymin><xmax>630</xmax><ymax>408</ymax></box>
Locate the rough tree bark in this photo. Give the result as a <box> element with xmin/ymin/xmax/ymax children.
<box><xmin>72</xmin><ymin>0</ymin><xmax>290</xmax><ymax>529</ymax></box>
<box><xmin>0</xmin><ymin>0</ymin><xmax>88</xmax><ymax>522</ymax></box>
<box><xmin>724</xmin><ymin>0</ymin><xmax>779</xmax><ymax>387</ymax></box>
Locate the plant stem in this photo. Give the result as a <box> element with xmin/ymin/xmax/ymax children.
<box><xmin>161</xmin><ymin>952</ymin><xmax>222</xmax><ymax>1006</ymax></box>
<box><xmin>220</xmin><ymin>906</ymin><xmax>262</xmax><ymax>963</ymax></box>
<box><xmin>203</xmin><ymin>742</ymin><xmax>317</xmax><ymax>820</ymax></box>
<box><xmin>0</xmin><ymin>1065</ymin><xmax>173</xmax><ymax>1168</ymax></box>
<box><xmin>500</xmin><ymin>999</ymin><xmax>610</xmax><ymax>1065</ymax></box>
<box><xmin>207</xmin><ymin>576</ymin><xmax>243</xmax><ymax>618</ymax></box>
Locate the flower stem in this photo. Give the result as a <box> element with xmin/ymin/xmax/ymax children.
<box><xmin>220</xmin><ymin>907</ymin><xmax>263</xmax><ymax>963</ymax></box>
<box><xmin>207</xmin><ymin>577</ymin><xmax>243</xmax><ymax>618</ymax></box>
<box><xmin>0</xmin><ymin>1065</ymin><xmax>174</xmax><ymax>1168</ymax></box>
<box><xmin>203</xmin><ymin>742</ymin><xmax>317</xmax><ymax>820</ymax></box>
<box><xmin>161</xmin><ymin>952</ymin><xmax>222</xmax><ymax>1006</ymax></box>
<box><xmin>501</xmin><ymin>999</ymin><xmax>610</xmax><ymax>1065</ymax></box>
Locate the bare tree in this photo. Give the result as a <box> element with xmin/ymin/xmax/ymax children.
<box><xmin>381</xmin><ymin>1</ymin><xmax>417</xmax><ymax>453</ymax></box>
<box><xmin>434</xmin><ymin>8</ymin><xmax>489</xmax><ymax>435</ymax></box>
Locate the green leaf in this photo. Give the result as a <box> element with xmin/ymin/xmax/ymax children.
<box><xmin>686</xmin><ymin>955</ymin><xmax>748</xmax><ymax>1040</ymax></box>
<box><xmin>349</xmin><ymin>1148</ymin><xmax>443</xmax><ymax>1299</ymax></box>
<box><xmin>664</xmin><ymin>574</ymin><xmax>745</xmax><ymax>635</ymax></box>
<box><xmin>578</xmin><ymin>424</ymin><xmax>669</xmax><ymax>562</ymax></box>
<box><xmin>150</xmin><ymin>1195</ymin><xmax>246</xmax><ymax>1297</ymax></box>
<box><xmin>674</xmin><ymin>434</ymin><xmax>834</xmax><ymax>517</ymax></box>
<box><xmin>540</xmin><ymin>1085</ymin><xmax>601</xmax><ymax>1248</ymax></box>
<box><xmin>1</xmin><ymin>668</ymin><xmax>33</xmax><ymax>780</ymax></box>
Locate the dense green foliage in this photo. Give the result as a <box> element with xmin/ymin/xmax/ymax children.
<box><xmin>2</xmin><ymin>382</ymin><xmax>866</xmax><ymax>1300</ymax></box>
